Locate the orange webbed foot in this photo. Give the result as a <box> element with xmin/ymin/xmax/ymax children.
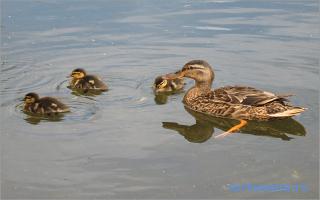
<box><xmin>215</xmin><ymin>119</ymin><xmax>247</xmax><ymax>139</ymax></box>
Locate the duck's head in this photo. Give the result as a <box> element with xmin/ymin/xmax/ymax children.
<box><xmin>166</xmin><ymin>60</ymin><xmax>214</xmax><ymax>86</ymax></box>
<box><xmin>154</xmin><ymin>76</ymin><xmax>169</xmax><ymax>92</ymax></box>
<box><xmin>24</xmin><ymin>92</ymin><xmax>39</xmax><ymax>104</ymax></box>
<box><xmin>69</xmin><ymin>68</ymin><xmax>86</xmax><ymax>79</ymax></box>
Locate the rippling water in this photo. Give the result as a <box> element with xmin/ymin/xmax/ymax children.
<box><xmin>1</xmin><ymin>0</ymin><xmax>319</xmax><ymax>199</ymax></box>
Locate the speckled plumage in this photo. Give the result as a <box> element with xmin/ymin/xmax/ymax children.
<box><xmin>70</xmin><ymin>75</ymin><xmax>108</xmax><ymax>91</ymax></box>
<box><xmin>23</xmin><ymin>93</ymin><xmax>69</xmax><ymax>115</ymax></box>
<box><xmin>69</xmin><ymin>68</ymin><xmax>108</xmax><ymax>92</ymax></box>
<box><xmin>166</xmin><ymin>60</ymin><xmax>306</xmax><ymax>121</ymax></box>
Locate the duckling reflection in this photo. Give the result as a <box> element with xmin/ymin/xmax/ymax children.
<box><xmin>24</xmin><ymin>114</ymin><xmax>65</xmax><ymax>125</ymax></box>
<box><xmin>154</xmin><ymin>90</ymin><xmax>185</xmax><ymax>105</ymax></box>
<box><xmin>154</xmin><ymin>93</ymin><xmax>169</xmax><ymax>105</ymax></box>
<box><xmin>163</xmin><ymin>107</ymin><xmax>306</xmax><ymax>143</ymax></box>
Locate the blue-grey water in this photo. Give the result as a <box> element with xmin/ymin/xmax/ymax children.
<box><xmin>1</xmin><ymin>0</ymin><xmax>319</xmax><ymax>199</ymax></box>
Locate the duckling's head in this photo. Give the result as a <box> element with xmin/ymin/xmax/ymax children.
<box><xmin>24</xmin><ymin>92</ymin><xmax>39</xmax><ymax>104</ymax></box>
<box><xmin>70</xmin><ymin>68</ymin><xmax>86</xmax><ymax>79</ymax></box>
<box><xmin>166</xmin><ymin>60</ymin><xmax>214</xmax><ymax>86</ymax></box>
<box><xmin>154</xmin><ymin>76</ymin><xmax>169</xmax><ymax>92</ymax></box>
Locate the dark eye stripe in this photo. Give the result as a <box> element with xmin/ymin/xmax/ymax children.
<box><xmin>183</xmin><ymin>65</ymin><xmax>203</xmax><ymax>71</ymax></box>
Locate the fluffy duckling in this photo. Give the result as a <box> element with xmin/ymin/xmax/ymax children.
<box><xmin>153</xmin><ymin>75</ymin><xmax>184</xmax><ymax>93</ymax></box>
<box><xmin>68</xmin><ymin>68</ymin><xmax>108</xmax><ymax>92</ymax></box>
<box><xmin>23</xmin><ymin>92</ymin><xmax>70</xmax><ymax>115</ymax></box>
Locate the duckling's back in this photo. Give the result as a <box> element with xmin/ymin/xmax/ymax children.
<box><xmin>38</xmin><ymin>97</ymin><xmax>69</xmax><ymax>113</ymax></box>
<box><xmin>83</xmin><ymin>75</ymin><xmax>108</xmax><ymax>91</ymax></box>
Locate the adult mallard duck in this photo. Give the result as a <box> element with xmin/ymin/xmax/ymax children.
<box><xmin>153</xmin><ymin>75</ymin><xmax>184</xmax><ymax>93</ymax></box>
<box><xmin>23</xmin><ymin>92</ymin><xmax>70</xmax><ymax>115</ymax></box>
<box><xmin>164</xmin><ymin>60</ymin><xmax>306</xmax><ymax>137</ymax></box>
<box><xmin>68</xmin><ymin>68</ymin><xmax>108</xmax><ymax>92</ymax></box>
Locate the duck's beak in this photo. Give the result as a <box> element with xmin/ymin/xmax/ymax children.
<box><xmin>164</xmin><ymin>70</ymin><xmax>184</xmax><ymax>80</ymax></box>
<box><xmin>66</xmin><ymin>74</ymin><xmax>72</xmax><ymax>78</ymax></box>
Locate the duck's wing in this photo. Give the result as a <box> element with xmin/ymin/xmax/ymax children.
<box><xmin>212</xmin><ymin>86</ymin><xmax>290</xmax><ymax>106</ymax></box>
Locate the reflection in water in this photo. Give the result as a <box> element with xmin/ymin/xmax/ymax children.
<box><xmin>24</xmin><ymin>113</ymin><xmax>66</xmax><ymax>125</ymax></box>
<box><xmin>70</xmin><ymin>89</ymin><xmax>102</xmax><ymax>98</ymax></box>
<box><xmin>154</xmin><ymin>90</ymin><xmax>185</xmax><ymax>105</ymax></box>
<box><xmin>154</xmin><ymin>93</ymin><xmax>169</xmax><ymax>105</ymax></box>
<box><xmin>68</xmin><ymin>86</ymin><xmax>104</xmax><ymax>96</ymax></box>
<box><xmin>163</xmin><ymin>107</ymin><xmax>306</xmax><ymax>143</ymax></box>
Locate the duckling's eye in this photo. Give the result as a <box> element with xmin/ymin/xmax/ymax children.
<box><xmin>24</xmin><ymin>96</ymin><xmax>32</xmax><ymax>102</ymax></box>
<box><xmin>72</xmin><ymin>72</ymin><xmax>82</xmax><ymax>77</ymax></box>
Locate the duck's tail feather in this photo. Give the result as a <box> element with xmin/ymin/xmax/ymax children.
<box><xmin>269</xmin><ymin>107</ymin><xmax>306</xmax><ymax>118</ymax></box>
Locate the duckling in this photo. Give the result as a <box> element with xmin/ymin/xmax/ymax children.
<box><xmin>23</xmin><ymin>92</ymin><xmax>70</xmax><ymax>115</ymax></box>
<box><xmin>68</xmin><ymin>68</ymin><xmax>108</xmax><ymax>92</ymax></box>
<box><xmin>164</xmin><ymin>60</ymin><xmax>306</xmax><ymax>137</ymax></box>
<box><xmin>153</xmin><ymin>75</ymin><xmax>184</xmax><ymax>93</ymax></box>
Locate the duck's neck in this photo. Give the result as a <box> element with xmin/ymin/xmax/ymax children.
<box><xmin>195</xmin><ymin>81</ymin><xmax>212</xmax><ymax>91</ymax></box>
<box><xmin>183</xmin><ymin>80</ymin><xmax>212</xmax><ymax>103</ymax></box>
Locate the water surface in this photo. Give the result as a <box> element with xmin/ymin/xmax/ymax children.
<box><xmin>1</xmin><ymin>0</ymin><xmax>319</xmax><ymax>199</ymax></box>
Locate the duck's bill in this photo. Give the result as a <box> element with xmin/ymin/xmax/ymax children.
<box><xmin>163</xmin><ymin>70</ymin><xmax>184</xmax><ymax>80</ymax></box>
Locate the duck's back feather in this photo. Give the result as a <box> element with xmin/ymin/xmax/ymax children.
<box><xmin>183</xmin><ymin>85</ymin><xmax>305</xmax><ymax>120</ymax></box>
<box><xmin>212</xmin><ymin>86</ymin><xmax>289</xmax><ymax>106</ymax></box>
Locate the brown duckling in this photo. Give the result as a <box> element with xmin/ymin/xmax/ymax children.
<box><xmin>23</xmin><ymin>92</ymin><xmax>70</xmax><ymax>115</ymax></box>
<box><xmin>68</xmin><ymin>68</ymin><xmax>108</xmax><ymax>92</ymax></box>
<box><xmin>153</xmin><ymin>75</ymin><xmax>184</xmax><ymax>93</ymax></box>
<box><xmin>164</xmin><ymin>60</ymin><xmax>306</xmax><ymax>137</ymax></box>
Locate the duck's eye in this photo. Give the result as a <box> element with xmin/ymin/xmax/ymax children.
<box><xmin>183</xmin><ymin>65</ymin><xmax>194</xmax><ymax>71</ymax></box>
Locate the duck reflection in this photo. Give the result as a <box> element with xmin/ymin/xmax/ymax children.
<box><xmin>24</xmin><ymin>113</ymin><xmax>65</xmax><ymax>125</ymax></box>
<box><xmin>163</xmin><ymin>107</ymin><xmax>306</xmax><ymax>143</ymax></box>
